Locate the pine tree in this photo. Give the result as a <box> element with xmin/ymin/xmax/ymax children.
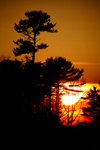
<box><xmin>43</xmin><ymin>57</ymin><xmax>83</xmax><ymax>116</ymax></box>
<box><xmin>83</xmin><ymin>86</ymin><xmax>100</xmax><ymax>126</ymax></box>
<box><xmin>13</xmin><ymin>10</ymin><xmax>58</xmax><ymax>63</ymax></box>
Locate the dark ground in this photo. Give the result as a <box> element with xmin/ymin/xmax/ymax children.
<box><xmin>0</xmin><ymin>119</ymin><xmax>99</xmax><ymax>150</ymax></box>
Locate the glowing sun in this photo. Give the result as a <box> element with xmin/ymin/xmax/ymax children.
<box><xmin>61</xmin><ymin>93</ymin><xmax>82</xmax><ymax>105</ymax></box>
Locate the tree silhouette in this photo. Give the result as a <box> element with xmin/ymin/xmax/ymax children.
<box><xmin>22</xmin><ymin>62</ymin><xmax>46</xmax><ymax>120</ymax></box>
<box><xmin>0</xmin><ymin>59</ymin><xmax>23</xmax><ymax>121</ymax></box>
<box><xmin>0</xmin><ymin>56</ymin><xmax>84</xmax><ymax>127</ymax></box>
<box><xmin>42</xmin><ymin>57</ymin><xmax>83</xmax><ymax>117</ymax></box>
<box><xmin>13</xmin><ymin>10</ymin><xmax>58</xmax><ymax>64</ymax></box>
<box><xmin>82</xmin><ymin>86</ymin><xmax>100</xmax><ymax>126</ymax></box>
<box><xmin>42</xmin><ymin>57</ymin><xmax>55</xmax><ymax>116</ymax></box>
<box><xmin>53</xmin><ymin>57</ymin><xmax>83</xmax><ymax>116</ymax></box>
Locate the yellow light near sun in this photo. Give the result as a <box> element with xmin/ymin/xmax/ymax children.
<box><xmin>61</xmin><ymin>92</ymin><xmax>83</xmax><ymax>106</ymax></box>
<box><xmin>61</xmin><ymin>83</ymin><xmax>87</xmax><ymax>106</ymax></box>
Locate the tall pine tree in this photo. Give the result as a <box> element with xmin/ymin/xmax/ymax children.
<box><xmin>13</xmin><ymin>10</ymin><xmax>58</xmax><ymax>63</ymax></box>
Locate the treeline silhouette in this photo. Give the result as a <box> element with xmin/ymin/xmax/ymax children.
<box><xmin>82</xmin><ymin>86</ymin><xmax>100</xmax><ymax>126</ymax></box>
<box><xmin>1</xmin><ymin>10</ymin><xmax>100</xmax><ymax>138</ymax></box>
<box><xmin>1</xmin><ymin>58</ymin><xmax>100</xmax><ymax>150</ymax></box>
<box><xmin>0</xmin><ymin>57</ymin><xmax>83</xmax><ymax>127</ymax></box>
<box><xmin>1</xmin><ymin>56</ymin><xmax>100</xmax><ymax>129</ymax></box>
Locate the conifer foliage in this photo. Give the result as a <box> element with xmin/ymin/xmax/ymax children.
<box><xmin>13</xmin><ymin>10</ymin><xmax>57</xmax><ymax>63</ymax></box>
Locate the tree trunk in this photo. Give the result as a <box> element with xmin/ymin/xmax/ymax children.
<box><xmin>33</xmin><ymin>33</ymin><xmax>36</xmax><ymax>64</ymax></box>
<box><xmin>71</xmin><ymin>104</ymin><xmax>73</xmax><ymax>127</ymax></box>
<box><xmin>49</xmin><ymin>86</ymin><xmax>51</xmax><ymax>116</ymax></box>
<box><xmin>56</xmin><ymin>80</ymin><xmax>59</xmax><ymax>116</ymax></box>
<box><xmin>67</xmin><ymin>105</ymin><xmax>70</xmax><ymax>126</ymax></box>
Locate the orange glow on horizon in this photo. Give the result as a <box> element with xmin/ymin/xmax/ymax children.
<box><xmin>61</xmin><ymin>83</ymin><xmax>100</xmax><ymax>106</ymax></box>
<box><xmin>61</xmin><ymin>82</ymin><xmax>86</xmax><ymax>106</ymax></box>
<box><xmin>59</xmin><ymin>83</ymin><xmax>99</xmax><ymax>126</ymax></box>
<box><xmin>61</xmin><ymin>94</ymin><xmax>80</xmax><ymax>106</ymax></box>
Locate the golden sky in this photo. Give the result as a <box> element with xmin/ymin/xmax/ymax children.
<box><xmin>0</xmin><ymin>0</ymin><xmax>100</xmax><ymax>83</ymax></box>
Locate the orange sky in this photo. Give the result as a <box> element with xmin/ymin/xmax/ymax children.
<box><xmin>0</xmin><ymin>0</ymin><xmax>100</xmax><ymax>83</ymax></box>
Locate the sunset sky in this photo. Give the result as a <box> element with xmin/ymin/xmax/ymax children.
<box><xmin>0</xmin><ymin>0</ymin><xmax>100</xmax><ymax>83</ymax></box>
